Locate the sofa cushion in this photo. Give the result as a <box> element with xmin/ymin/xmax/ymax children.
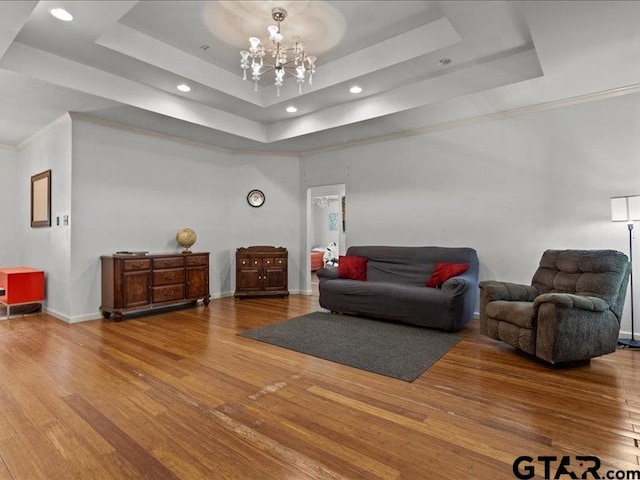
<box><xmin>426</xmin><ymin>263</ymin><xmax>470</xmax><ymax>288</ymax></box>
<box><xmin>338</xmin><ymin>255</ymin><xmax>367</xmax><ymax>281</ymax></box>
<box><xmin>319</xmin><ymin>279</ymin><xmax>461</xmax><ymax>330</ymax></box>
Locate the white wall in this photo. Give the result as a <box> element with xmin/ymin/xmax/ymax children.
<box><xmin>68</xmin><ymin>121</ymin><xmax>302</xmax><ymax>322</ymax></box>
<box><xmin>0</xmin><ymin>147</ymin><xmax>18</xmax><ymax>266</ymax></box>
<box><xmin>16</xmin><ymin>115</ymin><xmax>72</xmax><ymax>318</ymax></box>
<box><xmin>70</xmin><ymin>119</ymin><xmax>234</xmax><ymax>321</ymax></box>
<box><xmin>301</xmin><ymin>92</ymin><xmax>640</xmax><ymax>336</ymax></box>
<box><xmin>227</xmin><ymin>153</ymin><xmax>301</xmax><ymax>294</ymax></box>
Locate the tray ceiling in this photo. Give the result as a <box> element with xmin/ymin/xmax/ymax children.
<box><xmin>0</xmin><ymin>1</ymin><xmax>639</xmax><ymax>152</ymax></box>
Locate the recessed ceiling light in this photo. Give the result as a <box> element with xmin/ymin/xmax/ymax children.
<box><xmin>176</xmin><ymin>84</ymin><xmax>191</xmax><ymax>92</ymax></box>
<box><xmin>286</xmin><ymin>106</ymin><xmax>298</xmax><ymax>113</ymax></box>
<box><xmin>50</xmin><ymin>8</ymin><xmax>73</xmax><ymax>22</ymax></box>
<box><xmin>349</xmin><ymin>85</ymin><xmax>363</xmax><ymax>94</ymax></box>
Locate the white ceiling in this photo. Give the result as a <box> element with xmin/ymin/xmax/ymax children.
<box><xmin>0</xmin><ymin>1</ymin><xmax>639</xmax><ymax>153</ymax></box>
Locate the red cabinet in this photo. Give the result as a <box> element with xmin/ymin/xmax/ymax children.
<box><xmin>0</xmin><ymin>267</ymin><xmax>45</xmax><ymax>319</ymax></box>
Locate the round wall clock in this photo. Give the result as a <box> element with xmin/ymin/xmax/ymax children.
<box><xmin>247</xmin><ymin>189</ymin><xmax>265</xmax><ymax>208</ymax></box>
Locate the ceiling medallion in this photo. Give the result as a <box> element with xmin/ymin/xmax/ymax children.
<box><xmin>240</xmin><ymin>7</ymin><xmax>317</xmax><ymax>97</ymax></box>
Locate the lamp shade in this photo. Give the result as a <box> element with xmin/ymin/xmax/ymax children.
<box><xmin>611</xmin><ymin>195</ymin><xmax>640</xmax><ymax>222</ymax></box>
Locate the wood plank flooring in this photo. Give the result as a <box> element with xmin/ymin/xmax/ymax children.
<box><xmin>0</xmin><ymin>295</ymin><xmax>638</xmax><ymax>479</ymax></box>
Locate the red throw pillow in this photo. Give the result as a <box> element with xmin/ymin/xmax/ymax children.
<box><xmin>338</xmin><ymin>255</ymin><xmax>367</xmax><ymax>281</ymax></box>
<box><xmin>426</xmin><ymin>263</ymin><xmax>470</xmax><ymax>288</ymax></box>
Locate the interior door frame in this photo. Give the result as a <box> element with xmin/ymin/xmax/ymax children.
<box><xmin>305</xmin><ymin>184</ymin><xmax>346</xmax><ymax>294</ymax></box>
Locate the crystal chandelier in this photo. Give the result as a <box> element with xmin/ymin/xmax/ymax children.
<box><xmin>240</xmin><ymin>7</ymin><xmax>316</xmax><ymax>96</ymax></box>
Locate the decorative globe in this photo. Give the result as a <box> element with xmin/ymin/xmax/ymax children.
<box><xmin>176</xmin><ymin>228</ymin><xmax>197</xmax><ymax>253</ymax></box>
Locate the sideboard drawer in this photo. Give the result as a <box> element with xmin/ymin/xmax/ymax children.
<box><xmin>153</xmin><ymin>257</ymin><xmax>185</xmax><ymax>269</ymax></box>
<box><xmin>153</xmin><ymin>268</ymin><xmax>185</xmax><ymax>286</ymax></box>
<box><xmin>152</xmin><ymin>285</ymin><xmax>185</xmax><ymax>303</ymax></box>
<box><xmin>123</xmin><ymin>259</ymin><xmax>151</xmax><ymax>271</ymax></box>
<box><xmin>186</xmin><ymin>255</ymin><xmax>208</xmax><ymax>266</ymax></box>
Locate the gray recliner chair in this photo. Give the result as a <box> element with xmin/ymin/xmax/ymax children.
<box><xmin>479</xmin><ymin>249</ymin><xmax>630</xmax><ymax>364</ymax></box>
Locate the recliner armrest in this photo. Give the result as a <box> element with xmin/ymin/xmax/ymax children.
<box><xmin>533</xmin><ymin>293</ymin><xmax>609</xmax><ymax>312</ymax></box>
<box><xmin>317</xmin><ymin>266</ymin><xmax>338</xmax><ymax>281</ymax></box>
<box><xmin>478</xmin><ymin>281</ymin><xmax>537</xmax><ymax>302</ymax></box>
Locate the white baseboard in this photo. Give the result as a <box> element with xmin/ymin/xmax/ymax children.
<box><xmin>45</xmin><ymin>307</ymin><xmax>72</xmax><ymax>323</ymax></box>
<box><xmin>49</xmin><ymin>291</ymin><xmax>310</xmax><ymax>324</ymax></box>
<box><xmin>618</xmin><ymin>329</ymin><xmax>638</xmax><ymax>338</ymax></box>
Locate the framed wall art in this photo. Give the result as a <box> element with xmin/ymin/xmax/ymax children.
<box><xmin>31</xmin><ymin>169</ymin><xmax>51</xmax><ymax>228</ymax></box>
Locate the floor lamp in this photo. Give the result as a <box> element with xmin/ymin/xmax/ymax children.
<box><xmin>611</xmin><ymin>195</ymin><xmax>640</xmax><ymax>349</ymax></box>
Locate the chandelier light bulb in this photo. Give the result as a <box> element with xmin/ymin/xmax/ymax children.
<box><xmin>240</xmin><ymin>50</ymin><xmax>249</xmax><ymax>60</ymax></box>
<box><xmin>275</xmin><ymin>69</ymin><xmax>285</xmax><ymax>80</ymax></box>
<box><xmin>249</xmin><ymin>37</ymin><xmax>261</xmax><ymax>49</ymax></box>
<box><xmin>267</xmin><ymin>25</ymin><xmax>279</xmax><ymax>38</ymax></box>
<box><xmin>252</xmin><ymin>64</ymin><xmax>262</xmax><ymax>76</ymax></box>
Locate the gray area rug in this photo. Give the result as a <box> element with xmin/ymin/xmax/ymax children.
<box><xmin>239</xmin><ymin>311</ymin><xmax>461</xmax><ymax>382</ymax></box>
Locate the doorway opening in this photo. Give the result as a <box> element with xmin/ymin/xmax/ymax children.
<box><xmin>306</xmin><ymin>184</ymin><xmax>346</xmax><ymax>296</ymax></box>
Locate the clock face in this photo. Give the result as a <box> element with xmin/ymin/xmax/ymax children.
<box><xmin>247</xmin><ymin>189</ymin><xmax>265</xmax><ymax>207</ymax></box>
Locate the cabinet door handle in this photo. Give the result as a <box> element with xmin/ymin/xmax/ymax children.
<box><xmin>164</xmin><ymin>274</ymin><xmax>173</xmax><ymax>280</ymax></box>
<box><xmin>131</xmin><ymin>262</ymin><xmax>142</xmax><ymax>268</ymax></box>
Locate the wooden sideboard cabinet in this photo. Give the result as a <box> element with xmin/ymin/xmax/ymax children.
<box><xmin>235</xmin><ymin>246</ymin><xmax>289</xmax><ymax>298</ymax></box>
<box><xmin>101</xmin><ymin>252</ymin><xmax>210</xmax><ymax>320</ymax></box>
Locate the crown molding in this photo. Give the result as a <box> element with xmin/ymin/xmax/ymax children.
<box><xmin>69</xmin><ymin>113</ymin><xmax>234</xmax><ymax>155</ymax></box>
<box><xmin>230</xmin><ymin>149</ymin><xmax>301</xmax><ymax>158</ymax></box>
<box><xmin>299</xmin><ymin>82</ymin><xmax>640</xmax><ymax>157</ymax></box>
<box><xmin>71</xmin><ymin>113</ymin><xmax>302</xmax><ymax>158</ymax></box>
<box><xmin>16</xmin><ymin>113</ymin><xmax>71</xmax><ymax>151</ymax></box>
<box><xmin>8</xmin><ymin>81</ymin><xmax>640</xmax><ymax>158</ymax></box>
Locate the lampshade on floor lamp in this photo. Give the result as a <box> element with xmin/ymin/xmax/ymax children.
<box><xmin>611</xmin><ymin>195</ymin><xmax>640</xmax><ymax>348</ymax></box>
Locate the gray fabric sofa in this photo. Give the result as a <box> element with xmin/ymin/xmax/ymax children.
<box><xmin>479</xmin><ymin>249</ymin><xmax>630</xmax><ymax>364</ymax></box>
<box><xmin>317</xmin><ymin>246</ymin><xmax>479</xmax><ymax>331</ymax></box>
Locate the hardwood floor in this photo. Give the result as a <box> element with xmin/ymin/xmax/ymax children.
<box><xmin>0</xmin><ymin>296</ymin><xmax>638</xmax><ymax>479</ymax></box>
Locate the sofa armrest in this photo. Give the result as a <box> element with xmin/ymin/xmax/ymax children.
<box><xmin>441</xmin><ymin>277</ymin><xmax>469</xmax><ymax>296</ymax></box>
<box><xmin>317</xmin><ymin>266</ymin><xmax>338</xmax><ymax>281</ymax></box>
<box><xmin>478</xmin><ymin>281</ymin><xmax>537</xmax><ymax>302</ymax></box>
<box><xmin>533</xmin><ymin>293</ymin><xmax>609</xmax><ymax>312</ymax></box>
